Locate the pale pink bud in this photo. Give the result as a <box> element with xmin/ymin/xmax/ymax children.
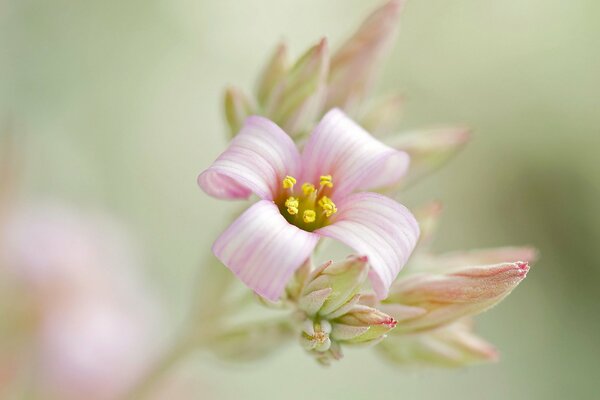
<box><xmin>223</xmin><ymin>86</ymin><xmax>255</xmax><ymax>137</ymax></box>
<box><xmin>378</xmin><ymin>319</ymin><xmax>498</xmax><ymax>367</ymax></box>
<box><xmin>412</xmin><ymin>201</ymin><xmax>443</xmax><ymax>251</ymax></box>
<box><xmin>385</xmin><ymin>127</ymin><xmax>471</xmax><ymax>188</ymax></box>
<box><xmin>270</xmin><ymin>38</ymin><xmax>329</xmax><ymax>137</ymax></box>
<box><xmin>359</xmin><ymin>94</ymin><xmax>404</xmax><ymax>137</ymax></box>
<box><xmin>325</xmin><ymin>0</ymin><xmax>404</xmax><ymax>113</ymax></box>
<box><xmin>387</xmin><ymin>262</ymin><xmax>530</xmax><ymax>332</ymax></box>
<box><xmin>255</xmin><ymin>42</ymin><xmax>289</xmax><ymax>108</ymax></box>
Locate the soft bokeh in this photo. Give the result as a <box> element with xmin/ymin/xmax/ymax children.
<box><xmin>1</xmin><ymin>0</ymin><xmax>599</xmax><ymax>399</ymax></box>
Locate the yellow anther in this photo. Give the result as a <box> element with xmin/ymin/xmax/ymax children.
<box><xmin>319</xmin><ymin>175</ymin><xmax>333</xmax><ymax>188</ymax></box>
<box><xmin>285</xmin><ymin>196</ymin><xmax>299</xmax><ymax>209</ymax></box>
<box><xmin>303</xmin><ymin>209</ymin><xmax>316</xmax><ymax>223</ymax></box>
<box><xmin>318</xmin><ymin>196</ymin><xmax>337</xmax><ymax>217</ymax></box>
<box><xmin>302</xmin><ymin>183</ymin><xmax>316</xmax><ymax>196</ymax></box>
<box><xmin>282</xmin><ymin>175</ymin><xmax>297</xmax><ymax>189</ymax></box>
<box><xmin>285</xmin><ymin>197</ymin><xmax>299</xmax><ymax>215</ymax></box>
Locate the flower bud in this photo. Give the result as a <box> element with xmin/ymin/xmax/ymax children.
<box><xmin>223</xmin><ymin>86</ymin><xmax>255</xmax><ymax>137</ymax></box>
<box><xmin>270</xmin><ymin>38</ymin><xmax>329</xmax><ymax>137</ymax></box>
<box><xmin>377</xmin><ymin>319</ymin><xmax>498</xmax><ymax>368</ymax></box>
<box><xmin>385</xmin><ymin>127</ymin><xmax>471</xmax><ymax>189</ymax></box>
<box><xmin>386</xmin><ymin>262</ymin><xmax>530</xmax><ymax>333</ymax></box>
<box><xmin>325</xmin><ymin>0</ymin><xmax>404</xmax><ymax>113</ymax></box>
<box><xmin>332</xmin><ymin>305</ymin><xmax>397</xmax><ymax>344</ymax></box>
<box><xmin>413</xmin><ymin>201</ymin><xmax>443</xmax><ymax>251</ymax></box>
<box><xmin>359</xmin><ymin>94</ymin><xmax>404</xmax><ymax>137</ymax></box>
<box><xmin>299</xmin><ymin>256</ymin><xmax>369</xmax><ymax>318</ymax></box>
<box><xmin>255</xmin><ymin>42</ymin><xmax>289</xmax><ymax>108</ymax></box>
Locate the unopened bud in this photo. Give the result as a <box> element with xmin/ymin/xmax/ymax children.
<box><xmin>387</xmin><ymin>262</ymin><xmax>530</xmax><ymax>332</ymax></box>
<box><xmin>270</xmin><ymin>38</ymin><xmax>329</xmax><ymax>137</ymax></box>
<box><xmin>325</xmin><ymin>0</ymin><xmax>404</xmax><ymax>113</ymax></box>
<box><xmin>332</xmin><ymin>305</ymin><xmax>397</xmax><ymax>344</ymax></box>
<box><xmin>359</xmin><ymin>94</ymin><xmax>404</xmax><ymax>137</ymax></box>
<box><xmin>299</xmin><ymin>256</ymin><xmax>369</xmax><ymax>318</ymax></box>
<box><xmin>224</xmin><ymin>87</ymin><xmax>255</xmax><ymax>137</ymax></box>
<box><xmin>377</xmin><ymin>319</ymin><xmax>499</xmax><ymax>368</ymax></box>
<box><xmin>255</xmin><ymin>42</ymin><xmax>289</xmax><ymax>108</ymax></box>
<box><xmin>385</xmin><ymin>127</ymin><xmax>471</xmax><ymax>189</ymax></box>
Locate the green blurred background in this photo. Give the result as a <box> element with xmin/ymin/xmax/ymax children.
<box><xmin>1</xmin><ymin>0</ymin><xmax>599</xmax><ymax>398</ymax></box>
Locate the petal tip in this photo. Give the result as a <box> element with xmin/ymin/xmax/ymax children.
<box><xmin>515</xmin><ymin>261</ymin><xmax>530</xmax><ymax>277</ymax></box>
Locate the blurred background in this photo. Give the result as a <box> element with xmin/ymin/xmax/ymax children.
<box><xmin>1</xmin><ymin>0</ymin><xmax>599</xmax><ymax>399</ymax></box>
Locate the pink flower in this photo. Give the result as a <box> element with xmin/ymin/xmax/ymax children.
<box><xmin>198</xmin><ymin>109</ymin><xmax>420</xmax><ymax>301</ymax></box>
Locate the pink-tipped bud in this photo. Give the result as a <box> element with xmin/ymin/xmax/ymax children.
<box><xmin>387</xmin><ymin>261</ymin><xmax>531</xmax><ymax>332</ymax></box>
<box><xmin>332</xmin><ymin>305</ymin><xmax>397</xmax><ymax>344</ymax></box>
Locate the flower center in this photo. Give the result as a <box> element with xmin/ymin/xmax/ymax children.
<box><xmin>277</xmin><ymin>175</ymin><xmax>338</xmax><ymax>232</ymax></box>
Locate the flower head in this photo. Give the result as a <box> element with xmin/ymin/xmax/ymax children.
<box><xmin>198</xmin><ymin>109</ymin><xmax>419</xmax><ymax>301</ymax></box>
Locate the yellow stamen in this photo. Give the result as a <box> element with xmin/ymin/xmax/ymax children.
<box><xmin>318</xmin><ymin>196</ymin><xmax>337</xmax><ymax>217</ymax></box>
<box><xmin>319</xmin><ymin>175</ymin><xmax>333</xmax><ymax>188</ymax></box>
<box><xmin>285</xmin><ymin>196</ymin><xmax>299</xmax><ymax>209</ymax></box>
<box><xmin>303</xmin><ymin>209</ymin><xmax>316</xmax><ymax>223</ymax></box>
<box><xmin>302</xmin><ymin>183</ymin><xmax>316</xmax><ymax>196</ymax></box>
<box><xmin>282</xmin><ymin>175</ymin><xmax>297</xmax><ymax>189</ymax></box>
<box><xmin>285</xmin><ymin>197</ymin><xmax>299</xmax><ymax>215</ymax></box>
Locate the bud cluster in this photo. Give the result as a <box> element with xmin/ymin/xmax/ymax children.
<box><xmin>288</xmin><ymin>256</ymin><xmax>397</xmax><ymax>365</ymax></box>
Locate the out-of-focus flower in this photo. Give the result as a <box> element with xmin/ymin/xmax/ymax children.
<box><xmin>0</xmin><ymin>204</ymin><xmax>162</xmax><ymax>400</ymax></box>
<box><xmin>377</xmin><ymin>319</ymin><xmax>499</xmax><ymax>368</ymax></box>
<box><xmin>291</xmin><ymin>257</ymin><xmax>397</xmax><ymax>365</ymax></box>
<box><xmin>198</xmin><ymin>109</ymin><xmax>419</xmax><ymax>301</ymax></box>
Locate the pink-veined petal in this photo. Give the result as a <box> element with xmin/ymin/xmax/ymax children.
<box><xmin>198</xmin><ymin>116</ymin><xmax>301</xmax><ymax>201</ymax></box>
<box><xmin>212</xmin><ymin>200</ymin><xmax>319</xmax><ymax>301</ymax></box>
<box><xmin>316</xmin><ymin>192</ymin><xmax>419</xmax><ymax>299</ymax></box>
<box><xmin>301</xmin><ymin>109</ymin><xmax>410</xmax><ymax>197</ymax></box>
